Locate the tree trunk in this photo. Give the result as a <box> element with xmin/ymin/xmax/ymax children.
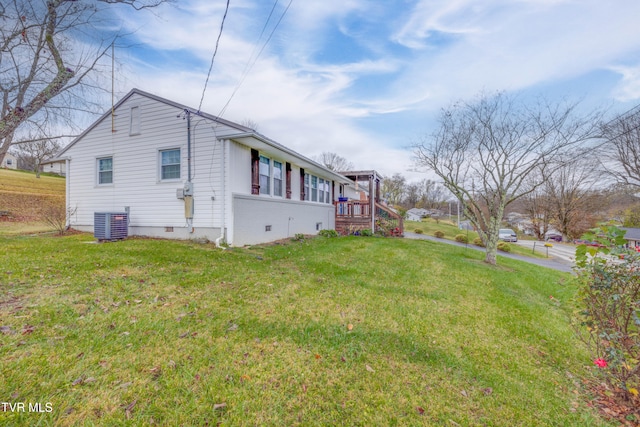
<box><xmin>484</xmin><ymin>233</ymin><xmax>499</xmax><ymax>265</ymax></box>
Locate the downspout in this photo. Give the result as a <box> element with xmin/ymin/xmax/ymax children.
<box><xmin>215</xmin><ymin>138</ymin><xmax>226</xmax><ymax>249</ymax></box>
<box><xmin>65</xmin><ymin>158</ymin><xmax>70</xmax><ymax>229</ymax></box>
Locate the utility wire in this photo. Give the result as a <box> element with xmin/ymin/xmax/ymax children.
<box><xmin>217</xmin><ymin>0</ymin><xmax>294</xmax><ymax>119</ymax></box>
<box><xmin>198</xmin><ymin>0</ymin><xmax>231</xmax><ymax>113</ymax></box>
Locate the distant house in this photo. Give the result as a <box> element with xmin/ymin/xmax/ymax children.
<box><xmin>54</xmin><ymin>88</ymin><xmax>355</xmax><ymax>246</ymax></box>
<box><xmin>622</xmin><ymin>227</ymin><xmax>640</xmax><ymax>249</ymax></box>
<box><xmin>406</xmin><ymin>208</ymin><xmax>429</xmax><ymax>222</ymax></box>
<box><xmin>1</xmin><ymin>153</ymin><xmax>17</xmax><ymax>169</ymax></box>
<box><xmin>41</xmin><ymin>158</ymin><xmax>66</xmax><ymax>176</ymax></box>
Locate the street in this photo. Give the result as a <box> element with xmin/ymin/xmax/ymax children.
<box><xmin>513</xmin><ymin>240</ymin><xmax>577</xmax><ymax>265</ymax></box>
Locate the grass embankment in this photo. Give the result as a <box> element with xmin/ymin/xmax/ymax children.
<box><xmin>0</xmin><ymin>234</ymin><xmax>610</xmax><ymax>426</ymax></box>
<box><xmin>406</xmin><ymin>218</ymin><xmax>546</xmax><ymax>259</ymax></box>
<box><xmin>0</xmin><ymin>169</ymin><xmax>65</xmax><ymax>235</ymax></box>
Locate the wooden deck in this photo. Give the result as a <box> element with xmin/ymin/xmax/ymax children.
<box><xmin>335</xmin><ymin>200</ymin><xmax>403</xmax><ymax>236</ymax></box>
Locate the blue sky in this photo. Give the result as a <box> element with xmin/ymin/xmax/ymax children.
<box><xmin>108</xmin><ymin>0</ymin><xmax>640</xmax><ymax>181</ymax></box>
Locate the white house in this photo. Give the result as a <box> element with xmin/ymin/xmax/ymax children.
<box><xmin>406</xmin><ymin>208</ymin><xmax>429</xmax><ymax>222</ymax></box>
<box><xmin>41</xmin><ymin>158</ymin><xmax>66</xmax><ymax>176</ymax></box>
<box><xmin>1</xmin><ymin>152</ymin><xmax>17</xmax><ymax>169</ymax></box>
<box><xmin>55</xmin><ymin>89</ymin><xmax>353</xmax><ymax>246</ymax></box>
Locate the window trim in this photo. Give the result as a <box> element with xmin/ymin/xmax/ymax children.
<box><xmin>97</xmin><ymin>156</ymin><xmax>113</xmax><ymax>185</ymax></box>
<box><xmin>159</xmin><ymin>148</ymin><xmax>181</xmax><ymax>181</ymax></box>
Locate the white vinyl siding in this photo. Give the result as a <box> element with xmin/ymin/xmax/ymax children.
<box><xmin>130</xmin><ymin>105</ymin><xmax>141</xmax><ymax>135</ymax></box>
<box><xmin>98</xmin><ymin>157</ymin><xmax>113</xmax><ymax>185</ymax></box>
<box><xmin>160</xmin><ymin>148</ymin><xmax>180</xmax><ymax>180</ymax></box>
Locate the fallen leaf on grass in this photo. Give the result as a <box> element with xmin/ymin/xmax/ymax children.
<box><xmin>365</xmin><ymin>364</ymin><xmax>375</xmax><ymax>373</ymax></box>
<box><xmin>460</xmin><ymin>390</ymin><xmax>468</xmax><ymax>398</ymax></box>
<box><xmin>416</xmin><ymin>406</ymin><xmax>425</xmax><ymax>415</ymax></box>
<box><xmin>149</xmin><ymin>366</ymin><xmax>162</xmax><ymax>379</ymax></box>
<box><xmin>347</xmin><ymin>323</ymin><xmax>353</xmax><ymax>331</ymax></box>
<box><xmin>213</xmin><ymin>403</ymin><xmax>227</xmax><ymax>410</ymax></box>
<box><xmin>117</xmin><ymin>382</ymin><xmax>132</xmax><ymax>389</ymax></box>
<box><xmin>122</xmin><ymin>400</ymin><xmax>136</xmax><ymax>419</ymax></box>
<box><xmin>314</xmin><ymin>354</ymin><xmax>322</xmax><ymax>360</ymax></box>
<box><xmin>0</xmin><ymin>325</ymin><xmax>15</xmax><ymax>335</ymax></box>
<box><xmin>483</xmin><ymin>387</ymin><xmax>493</xmax><ymax>396</ymax></box>
<box><xmin>72</xmin><ymin>376</ymin><xmax>85</xmax><ymax>386</ymax></box>
<box><xmin>21</xmin><ymin>325</ymin><xmax>35</xmax><ymax>335</ymax></box>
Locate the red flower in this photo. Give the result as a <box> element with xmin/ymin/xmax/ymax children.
<box><xmin>594</xmin><ymin>358</ymin><xmax>608</xmax><ymax>368</ymax></box>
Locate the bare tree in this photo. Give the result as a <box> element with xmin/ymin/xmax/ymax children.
<box><xmin>544</xmin><ymin>154</ymin><xmax>603</xmax><ymax>240</ymax></box>
<box><xmin>313</xmin><ymin>152</ymin><xmax>354</xmax><ymax>172</ymax></box>
<box><xmin>14</xmin><ymin>137</ymin><xmax>61</xmax><ymax>177</ymax></box>
<box><xmin>413</xmin><ymin>92</ymin><xmax>600</xmax><ymax>265</ymax></box>
<box><xmin>0</xmin><ymin>0</ymin><xmax>170</xmax><ymax>165</ymax></box>
<box><xmin>403</xmin><ymin>182</ymin><xmax>421</xmax><ymax>208</ymax></box>
<box><xmin>381</xmin><ymin>173</ymin><xmax>406</xmax><ymax>206</ymax></box>
<box><xmin>600</xmin><ymin>106</ymin><xmax>640</xmax><ymax>187</ymax></box>
<box><xmin>418</xmin><ymin>179</ymin><xmax>449</xmax><ymax>210</ymax></box>
<box><xmin>519</xmin><ymin>171</ymin><xmax>553</xmax><ymax>240</ymax></box>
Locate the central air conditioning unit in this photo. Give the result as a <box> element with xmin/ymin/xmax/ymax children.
<box><xmin>94</xmin><ymin>212</ymin><xmax>129</xmax><ymax>241</ymax></box>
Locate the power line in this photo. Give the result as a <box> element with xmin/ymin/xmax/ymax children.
<box><xmin>217</xmin><ymin>0</ymin><xmax>294</xmax><ymax>119</ymax></box>
<box><xmin>198</xmin><ymin>0</ymin><xmax>231</xmax><ymax>113</ymax></box>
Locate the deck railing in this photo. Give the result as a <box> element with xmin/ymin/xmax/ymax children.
<box><xmin>335</xmin><ymin>200</ymin><xmax>403</xmax><ymax>236</ymax></box>
<box><xmin>336</xmin><ymin>200</ymin><xmax>371</xmax><ymax>218</ymax></box>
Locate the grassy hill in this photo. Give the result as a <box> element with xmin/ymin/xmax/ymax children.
<box><xmin>0</xmin><ymin>168</ymin><xmax>65</xmax><ymax>235</ymax></box>
<box><xmin>0</xmin><ymin>233</ymin><xmax>612</xmax><ymax>426</ymax></box>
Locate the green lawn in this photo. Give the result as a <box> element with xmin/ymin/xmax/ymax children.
<box><xmin>0</xmin><ymin>234</ymin><xmax>610</xmax><ymax>426</ymax></box>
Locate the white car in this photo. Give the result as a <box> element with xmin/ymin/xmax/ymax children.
<box><xmin>499</xmin><ymin>229</ymin><xmax>518</xmax><ymax>242</ymax></box>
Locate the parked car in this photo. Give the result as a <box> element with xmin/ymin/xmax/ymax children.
<box><xmin>499</xmin><ymin>228</ymin><xmax>518</xmax><ymax>242</ymax></box>
<box><xmin>545</xmin><ymin>233</ymin><xmax>562</xmax><ymax>242</ymax></box>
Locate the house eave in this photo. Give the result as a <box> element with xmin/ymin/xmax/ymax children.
<box><xmin>226</xmin><ymin>132</ymin><xmax>353</xmax><ymax>185</ymax></box>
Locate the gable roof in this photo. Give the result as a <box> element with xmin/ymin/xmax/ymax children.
<box><xmin>55</xmin><ymin>88</ymin><xmax>351</xmax><ymax>184</ymax></box>
<box><xmin>622</xmin><ymin>227</ymin><xmax>640</xmax><ymax>241</ymax></box>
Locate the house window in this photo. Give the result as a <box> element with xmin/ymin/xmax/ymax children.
<box><xmin>6</xmin><ymin>159</ymin><xmax>12</xmax><ymax>166</ymax></box>
<box><xmin>259</xmin><ymin>155</ymin><xmax>270</xmax><ymax>195</ymax></box>
<box><xmin>130</xmin><ymin>106</ymin><xmax>141</xmax><ymax>135</ymax></box>
<box><xmin>304</xmin><ymin>174</ymin><xmax>310</xmax><ymax>201</ymax></box>
<box><xmin>318</xmin><ymin>178</ymin><xmax>325</xmax><ymax>203</ymax></box>
<box><xmin>98</xmin><ymin>157</ymin><xmax>113</xmax><ymax>185</ymax></box>
<box><xmin>160</xmin><ymin>149</ymin><xmax>180</xmax><ymax>180</ymax></box>
<box><xmin>273</xmin><ymin>161</ymin><xmax>283</xmax><ymax>197</ymax></box>
<box><xmin>311</xmin><ymin>176</ymin><xmax>318</xmax><ymax>202</ymax></box>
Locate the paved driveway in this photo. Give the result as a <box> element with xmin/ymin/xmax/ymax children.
<box><xmin>404</xmin><ymin>232</ymin><xmax>575</xmax><ymax>273</ymax></box>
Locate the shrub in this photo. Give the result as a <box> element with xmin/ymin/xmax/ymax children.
<box><xmin>454</xmin><ymin>234</ymin><xmax>468</xmax><ymax>243</ymax></box>
<box><xmin>360</xmin><ymin>229</ymin><xmax>373</xmax><ymax>237</ymax></box>
<box><xmin>292</xmin><ymin>233</ymin><xmax>306</xmax><ymax>241</ymax></box>
<box><xmin>414</xmin><ymin>228</ymin><xmax>424</xmax><ymax>234</ymax></box>
<box><xmin>41</xmin><ymin>204</ymin><xmax>76</xmax><ymax>235</ymax></box>
<box><xmin>433</xmin><ymin>230</ymin><xmax>445</xmax><ymax>238</ymax></box>
<box><xmin>574</xmin><ymin>224</ymin><xmax>640</xmax><ymax>399</ymax></box>
<box><xmin>318</xmin><ymin>229</ymin><xmax>338</xmax><ymax>238</ymax></box>
<box><xmin>473</xmin><ymin>237</ymin><xmax>485</xmax><ymax>247</ymax></box>
<box><xmin>497</xmin><ymin>242</ymin><xmax>511</xmax><ymax>252</ymax></box>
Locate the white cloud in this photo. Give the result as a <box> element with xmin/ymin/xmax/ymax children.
<box><xmin>102</xmin><ymin>0</ymin><xmax>640</xmax><ymax>184</ymax></box>
<box><xmin>610</xmin><ymin>65</ymin><xmax>640</xmax><ymax>102</ymax></box>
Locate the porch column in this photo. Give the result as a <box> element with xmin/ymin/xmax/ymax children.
<box><xmin>370</xmin><ymin>174</ymin><xmax>375</xmax><ymax>232</ymax></box>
